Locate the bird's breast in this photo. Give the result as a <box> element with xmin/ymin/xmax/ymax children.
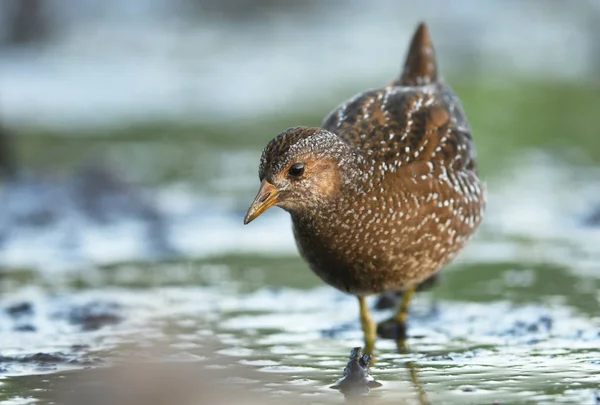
<box><xmin>290</xmin><ymin>172</ymin><xmax>484</xmax><ymax>295</ymax></box>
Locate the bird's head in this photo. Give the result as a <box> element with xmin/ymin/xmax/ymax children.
<box><xmin>244</xmin><ymin>126</ymin><xmax>358</xmax><ymax>224</ymax></box>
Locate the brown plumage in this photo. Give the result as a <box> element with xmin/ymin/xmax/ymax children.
<box><xmin>245</xmin><ymin>22</ymin><xmax>485</xmax><ymax>351</ymax></box>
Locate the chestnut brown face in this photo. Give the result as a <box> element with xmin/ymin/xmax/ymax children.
<box><xmin>244</xmin><ymin>154</ymin><xmax>342</xmax><ymax>224</ymax></box>
<box><xmin>244</xmin><ymin>126</ymin><xmax>359</xmax><ymax>225</ymax></box>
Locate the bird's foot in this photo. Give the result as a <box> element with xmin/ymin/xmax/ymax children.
<box><xmin>377</xmin><ymin>318</ymin><xmax>409</xmax><ymax>354</ymax></box>
<box><xmin>376</xmin><ymin>317</ymin><xmax>408</xmax><ymax>340</ymax></box>
<box><xmin>330</xmin><ymin>347</ymin><xmax>382</xmax><ymax>397</ymax></box>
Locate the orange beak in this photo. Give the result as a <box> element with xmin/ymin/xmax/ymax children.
<box><xmin>243</xmin><ymin>180</ymin><xmax>280</xmax><ymax>224</ymax></box>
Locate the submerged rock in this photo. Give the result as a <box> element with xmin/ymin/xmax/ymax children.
<box><xmin>0</xmin><ymin>351</ymin><xmax>98</xmax><ymax>373</ymax></box>
<box><xmin>6</xmin><ymin>302</ymin><xmax>33</xmax><ymax>317</ymax></box>
<box><xmin>67</xmin><ymin>301</ymin><xmax>123</xmax><ymax>331</ymax></box>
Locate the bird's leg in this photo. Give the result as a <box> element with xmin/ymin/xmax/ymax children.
<box><xmin>394</xmin><ymin>285</ymin><xmax>417</xmax><ymax>352</ymax></box>
<box><xmin>358</xmin><ymin>296</ymin><xmax>376</xmax><ymax>356</ymax></box>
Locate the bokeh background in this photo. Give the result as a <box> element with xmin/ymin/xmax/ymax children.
<box><xmin>0</xmin><ymin>1</ymin><xmax>599</xmax><ymax>404</ymax></box>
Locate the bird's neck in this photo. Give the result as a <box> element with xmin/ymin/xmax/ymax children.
<box><xmin>338</xmin><ymin>149</ymin><xmax>373</xmax><ymax>194</ymax></box>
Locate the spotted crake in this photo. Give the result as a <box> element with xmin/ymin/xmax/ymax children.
<box><xmin>244</xmin><ymin>22</ymin><xmax>485</xmax><ymax>354</ymax></box>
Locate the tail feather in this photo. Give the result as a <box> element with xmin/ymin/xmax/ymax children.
<box><xmin>395</xmin><ymin>22</ymin><xmax>438</xmax><ymax>86</ymax></box>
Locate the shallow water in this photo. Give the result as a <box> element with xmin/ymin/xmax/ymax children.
<box><xmin>0</xmin><ymin>253</ymin><xmax>598</xmax><ymax>404</ymax></box>
<box><xmin>1</xmin><ymin>176</ymin><xmax>599</xmax><ymax>404</ymax></box>
<box><xmin>1</xmin><ymin>79</ymin><xmax>600</xmax><ymax>403</ymax></box>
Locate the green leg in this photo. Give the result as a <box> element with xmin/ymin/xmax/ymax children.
<box><xmin>394</xmin><ymin>285</ymin><xmax>417</xmax><ymax>352</ymax></box>
<box><xmin>358</xmin><ymin>296</ymin><xmax>376</xmax><ymax>356</ymax></box>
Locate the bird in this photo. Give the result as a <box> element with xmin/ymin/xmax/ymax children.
<box><xmin>244</xmin><ymin>22</ymin><xmax>485</xmax><ymax>354</ymax></box>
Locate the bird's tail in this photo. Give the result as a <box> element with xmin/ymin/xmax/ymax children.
<box><xmin>392</xmin><ymin>22</ymin><xmax>438</xmax><ymax>87</ymax></box>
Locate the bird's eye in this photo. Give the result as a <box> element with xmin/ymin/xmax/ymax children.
<box><xmin>288</xmin><ymin>162</ymin><xmax>305</xmax><ymax>178</ymax></box>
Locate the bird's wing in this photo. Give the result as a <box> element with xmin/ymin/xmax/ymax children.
<box><xmin>321</xmin><ymin>22</ymin><xmax>477</xmax><ymax>175</ymax></box>
<box><xmin>321</xmin><ymin>83</ymin><xmax>476</xmax><ymax>174</ymax></box>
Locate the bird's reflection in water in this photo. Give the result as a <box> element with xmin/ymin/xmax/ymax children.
<box><xmin>405</xmin><ymin>360</ymin><xmax>430</xmax><ymax>405</ymax></box>
<box><xmin>330</xmin><ymin>347</ymin><xmax>430</xmax><ymax>405</ymax></box>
